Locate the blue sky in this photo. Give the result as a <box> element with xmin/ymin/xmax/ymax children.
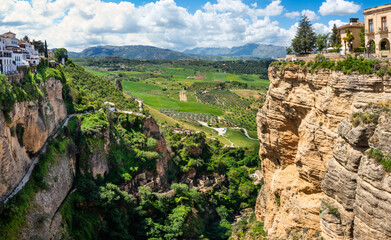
<box><xmin>1</xmin><ymin>0</ymin><xmax>390</xmax><ymax>51</ymax></box>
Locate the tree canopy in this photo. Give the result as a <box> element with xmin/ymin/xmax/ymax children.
<box><xmin>317</xmin><ymin>34</ymin><xmax>329</xmax><ymax>52</ymax></box>
<box><xmin>342</xmin><ymin>29</ymin><xmax>355</xmax><ymax>52</ymax></box>
<box><xmin>291</xmin><ymin>15</ymin><xmax>317</xmax><ymax>54</ymax></box>
<box><xmin>329</xmin><ymin>24</ymin><xmax>340</xmax><ymax>47</ymax></box>
<box><xmin>55</xmin><ymin>48</ymin><xmax>68</xmax><ymax>62</ymax></box>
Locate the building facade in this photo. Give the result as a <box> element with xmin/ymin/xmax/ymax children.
<box><xmin>0</xmin><ymin>36</ymin><xmax>14</xmax><ymax>74</ymax></box>
<box><xmin>338</xmin><ymin>18</ymin><xmax>364</xmax><ymax>53</ymax></box>
<box><xmin>364</xmin><ymin>4</ymin><xmax>391</xmax><ymax>57</ymax></box>
<box><xmin>0</xmin><ymin>31</ymin><xmax>41</xmax><ymax>75</ymax></box>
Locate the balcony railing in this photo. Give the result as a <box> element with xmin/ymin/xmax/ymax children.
<box><xmin>366</xmin><ymin>30</ymin><xmax>375</xmax><ymax>35</ymax></box>
<box><xmin>378</xmin><ymin>27</ymin><xmax>389</xmax><ymax>34</ymax></box>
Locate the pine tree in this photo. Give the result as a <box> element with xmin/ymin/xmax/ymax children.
<box><xmin>291</xmin><ymin>15</ymin><xmax>317</xmax><ymax>54</ymax></box>
<box><xmin>44</xmin><ymin>40</ymin><xmax>48</xmax><ymax>58</ymax></box>
<box><xmin>329</xmin><ymin>24</ymin><xmax>340</xmax><ymax>47</ymax></box>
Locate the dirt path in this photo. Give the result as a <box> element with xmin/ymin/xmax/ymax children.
<box><xmin>179</xmin><ymin>90</ymin><xmax>187</xmax><ymax>102</ymax></box>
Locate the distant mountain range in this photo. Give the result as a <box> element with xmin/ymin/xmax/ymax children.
<box><xmin>68</xmin><ymin>43</ymin><xmax>285</xmax><ymax>60</ymax></box>
<box><xmin>184</xmin><ymin>43</ymin><xmax>286</xmax><ymax>59</ymax></box>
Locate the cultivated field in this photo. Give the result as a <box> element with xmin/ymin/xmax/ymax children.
<box><xmin>75</xmin><ymin>58</ymin><xmax>270</xmax><ymax>149</ymax></box>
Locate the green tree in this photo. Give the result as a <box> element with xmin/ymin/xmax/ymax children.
<box><xmin>342</xmin><ymin>29</ymin><xmax>355</xmax><ymax>52</ymax></box>
<box><xmin>44</xmin><ymin>40</ymin><xmax>48</xmax><ymax>58</ymax></box>
<box><xmin>329</xmin><ymin>23</ymin><xmax>340</xmax><ymax>47</ymax></box>
<box><xmin>0</xmin><ymin>75</ymin><xmax>16</xmax><ymax>120</ymax></box>
<box><xmin>316</xmin><ymin>34</ymin><xmax>329</xmax><ymax>52</ymax></box>
<box><xmin>360</xmin><ymin>26</ymin><xmax>365</xmax><ymax>47</ymax></box>
<box><xmin>32</xmin><ymin>40</ymin><xmax>44</xmax><ymax>54</ymax></box>
<box><xmin>291</xmin><ymin>15</ymin><xmax>317</xmax><ymax>54</ymax></box>
<box><xmin>23</xmin><ymin>36</ymin><xmax>29</xmax><ymax>42</ymax></box>
<box><xmin>55</xmin><ymin>48</ymin><xmax>68</xmax><ymax>62</ymax></box>
<box><xmin>286</xmin><ymin>47</ymin><xmax>293</xmax><ymax>55</ymax></box>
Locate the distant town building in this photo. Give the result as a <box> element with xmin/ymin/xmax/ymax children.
<box><xmin>338</xmin><ymin>18</ymin><xmax>364</xmax><ymax>53</ymax></box>
<box><xmin>48</xmin><ymin>50</ymin><xmax>55</xmax><ymax>59</ymax></box>
<box><xmin>0</xmin><ymin>31</ymin><xmax>41</xmax><ymax>75</ymax></box>
<box><xmin>364</xmin><ymin>3</ymin><xmax>391</xmax><ymax>57</ymax></box>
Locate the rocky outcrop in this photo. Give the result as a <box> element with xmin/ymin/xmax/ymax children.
<box><xmin>256</xmin><ymin>65</ymin><xmax>391</xmax><ymax>238</ymax></box>
<box><xmin>0</xmin><ymin>78</ymin><xmax>67</xmax><ymax>201</ymax></box>
<box><xmin>143</xmin><ymin>116</ymin><xmax>172</xmax><ymax>187</ymax></box>
<box><xmin>321</xmin><ymin>105</ymin><xmax>391</xmax><ymax>240</ymax></box>
<box><xmin>90</xmin><ymin>129</ymin><xmax>110</xmax><ymax>179</ymax></box>
<box><xmin>21</xmin><ymin>145</ymin><xmax>76</xmax><ymax>239</ymax></box>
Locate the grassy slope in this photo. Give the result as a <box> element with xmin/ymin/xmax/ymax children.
<box><xmin>146</xmin><ymin>106</ymin><xmax>231</xmax><ymax>146</ymax></box>
<box><xmin>225</xmin><ymin>129</ymin><xmax>259</xmax><ymax>152</ymax></box>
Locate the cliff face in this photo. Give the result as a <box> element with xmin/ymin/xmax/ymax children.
<box><xmin>321</xmin><ymin>105</ymin><xmax>391</xmax><ymax>240</ymax></box>
<box><xmin>256</xmin><ymin>65</ymin><xmax>391</xmax><ymax>238</ymax></box>
<box><xmin>0</xmin><ymin>77</ymin><xmax>67</xmax><ymax>201</ymax></box>
<box><xmin>21</xmin><ymin>145</ymin><xmax>76</xmax><ymax>239</ymax></box>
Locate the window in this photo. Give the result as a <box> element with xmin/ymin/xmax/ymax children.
<box><xmin>369</xmin><ymin>19</ymin><xmax>373</xmax><ymax>32</ymax></box>
<box><xmin>382</xmin><ymin>17</ymin><xmax>387</xmax><ymax>30</ymax></box>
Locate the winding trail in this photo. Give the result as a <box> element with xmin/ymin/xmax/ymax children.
<box><xmin>197</xmin><ymin>121</ymin><xmax>258</xmax><ymax>148</ymax></box>
<box><xmin>0</xmin><ymin>111</ymin><xmax>95</xmax><ymax>205</ymax></box>
<box><xmin>0</xmin><ymin>99</ymin><xmax>145</xmax><ymax>206</ymax></box>
<box><xmin>230</xmin><ymin>127</ymin><xmax>258</xmax><ymax>141</ymax></box>
<box><xmin>197</xmin><ymin>121</ymin><xmax>235</xmax><ymax>147</ymax></box>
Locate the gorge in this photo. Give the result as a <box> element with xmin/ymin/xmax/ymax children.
<box><xmin>1</xmin><ymin>57</ymin><xmax>391</xmax><ymax>239</ymax></box>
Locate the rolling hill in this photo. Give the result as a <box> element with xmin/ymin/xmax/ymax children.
<box><xmin>69</xmin><ymin>43</ymin><xmax>285</xmax><ymax>60</ymax></box>
<box><xmin>184</xmin><ymin>43</ymin><xmax>286</xmax><ymax>59</ymax></box>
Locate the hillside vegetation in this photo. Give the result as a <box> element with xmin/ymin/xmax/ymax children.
<box><xmin>73</xmin><ymin>57</ymin><xmax>269</xmax><ymax>143</ymax></box>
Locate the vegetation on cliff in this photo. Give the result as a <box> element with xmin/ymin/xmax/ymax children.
<box><xmin>62</xmin><ymin>60</ymin><xmax>138</xmax><ymax>113</ymax></box>
<box><xmin>0</xmin><ymin>129</ymin><xmax>73</xmax><ymax>239</ymax></box>
<box><xmin>0</xmin><ymin>60</ymin><xmax>264</xmax><ymax>239</ymax></box>
<box><xmin>271</xmin><ymin>54</ymin><xmax>381</xmax><ymax>75</ymax></box>
<box><xmin>58</xmin><ymin>110</ymin><xmax>261</xmax><ymax>240</ymax></box>
<box><xmin>0</xmin><ymin>62</ymin><xmax>66</xmax><ymax>122</ymax></box>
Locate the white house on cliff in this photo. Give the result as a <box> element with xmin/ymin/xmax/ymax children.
<box><xmin>0</xmin><ymin>31</ymin><xmax>41</xmax><ymax>75</ymax></box>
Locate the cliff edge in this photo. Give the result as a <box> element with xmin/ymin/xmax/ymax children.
<box><xmin>0</xmin><ymin>77</ymin><xmax>67</xmax><ymax>201</ymax></box>
<box><xmin>256</xmin><ymin>64</ymin><xmax>391</xmax><ymax>239</ymax></box>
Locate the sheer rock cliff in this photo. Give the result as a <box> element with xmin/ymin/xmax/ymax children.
<box><xmin>256</xmin><ymin>65</ymin><xmax>391</xmax><ymax>239</ymax></box>
<box><xmin>0</xmin><ymin>77</ymin><xmax>67</xmax><ymax>201</ymax></box>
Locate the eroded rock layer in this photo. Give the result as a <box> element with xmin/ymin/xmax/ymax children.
<box><xmin>321</xmin><ymin>106</ymin><xmax>391</xmax><ymax>240</ymax></box>
<box><xmin>256</xmin><ymin>65</ymin><xmax>391</xmax><ymax>238</ymax></box>
<box><xmin>0</xmin><ymin>78</ymin><xmax>67</xmax><ymax>201</ymax></box>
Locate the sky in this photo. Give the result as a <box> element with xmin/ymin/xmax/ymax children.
<box><xmin>0</xmin><ymin>0</ymin><xmax>389</xmax><ymax>52</ymax></box>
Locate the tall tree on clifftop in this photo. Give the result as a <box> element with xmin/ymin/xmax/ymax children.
<box><xmin>44</xmin><ymin>40</ymin><xmax>48</xmax><ymax>58</ymax></box>
<box><xmin>291</xmin><ymin>15</ymin><xmax>317</xmax><ymax>54</ymax></box>
<box><xmin>329</xmin><ymin>23</ymin><xmax>340</xmax><ymax>47</ymax></box>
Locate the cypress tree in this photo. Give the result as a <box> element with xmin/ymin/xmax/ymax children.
<box><xmin>291</xmin><ymin>15</ymin><xmax>317</xmax><ymax>54</ymax></box>
<box><xmin>329</xmin><ymin>24</ymin><xmax>340</xmax><ymax>47</ymax></box>
<box><xmin>44</xmin><ymin>40</ymin><xmax>48</xmax><ymax>58</ymax></box>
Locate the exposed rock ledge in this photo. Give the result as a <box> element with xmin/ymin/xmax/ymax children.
<box><xmin>256</xmin><ymin>65</ymin><xmax>391</xmax><ymax>238</ymax></box>
<box><xmin>0</xmin><ymin>77</ymin><xmax>67</xmax><ymax>201</ymax></box>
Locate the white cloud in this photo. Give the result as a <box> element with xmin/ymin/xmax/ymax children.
<box><xmin>328</xmin><ymin>19</ymin><xmax>347</xmax><ymax>28</ymax></box>
<box><xmin>301</xmin><ymin>9</ymin><xmax>319</xmax><ymax>21</ymax></box>
<box><xmin>285</xmin><ymin>11</ymin><xmax>300</xmax><ymax>19</ymax></box>
<box><xmin>0</xmin><ymin>0</ymin><xmax>295</xmax><ymax>51</ymax></box>
<box><xmin>319</xmin><ymin>0</ymin><xmax>361</xmax><ymax>16</ymax></box>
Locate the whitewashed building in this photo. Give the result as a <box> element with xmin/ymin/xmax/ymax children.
<box><xmin>0</xmin><ymin>31</ymin><xmax>42</xmax><ymax>75</ymax></box>
<box><xmin>0</xmin><ymin>36</ymin><xmax>14</xmax><ymax>74</ymax></box>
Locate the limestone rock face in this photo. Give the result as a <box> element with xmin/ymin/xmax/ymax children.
<box><xmin>21</xmin><ymin>144</ymin><xmax>76</xmax><ymax>239</ymax></box>
<box><xmin>321</xmin><ymin>106</ymin><xmax>391</xmax><ymax>240</ymax></box>
<box><xmin>256</xmin><ymin>65</ymin><xmax>391</xmax><ymax>238</ymax></box>
<box><xmin>143</xmin><ymin>117</ymin><xmax>172</xmax><ymax>185</ymax></box>
<box><xmin>0</xmin><ymin>78</ymin><xmax>67</xmax><ymax>201</ymax></box>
